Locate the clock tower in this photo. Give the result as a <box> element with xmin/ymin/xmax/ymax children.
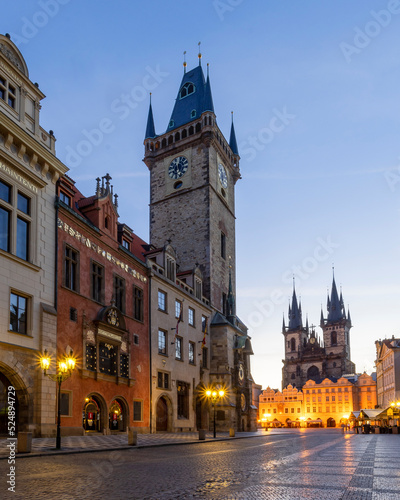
<box><xmin>143</xmin><ymin>56</ymin><xmax>256</xmax><ymax>432</ymax></box>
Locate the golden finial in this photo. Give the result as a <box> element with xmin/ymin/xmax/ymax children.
<box><xmin>183</xmin><ymin>50</ymin><xmax>187</xmax><ymax>73</ymax></box>
<box><xmin>198</xmin><ymin>41</ymin><xmax>202</xmax><ymax>66</ymax></box>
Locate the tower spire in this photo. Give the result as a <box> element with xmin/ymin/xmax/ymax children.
<box><xmin>183</xmin><ymin>51</ymin><xmax>187</xmax><ymax>74</ymax></box>
<box><xmin>229</xmin><ymin>111</ymin><xmax>239</xmax><ymax>156</ymax></box>
<box><xmin>198</xmin><ymin>41</ymin><xmax>202</xmax><ymax>66</ymax></box>
<box><xmin>145</xmin><ymin>93</ymin><xmax>156</xmax><ymax>139</ymax></box>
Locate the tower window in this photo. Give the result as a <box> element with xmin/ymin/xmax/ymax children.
<box><xmin>221</xmin><ymin>232</ymin><xmax>226</xmax><ymax>260</ymax></box>
<box><xmin>179</xmin><ymin>82</ymin><xmax>195</xmax><ymax>99</ymax></box>
<box><xmin>331</xmin><ymin>331</ymin><xmax>337</xmax><ymax>346</ymax></box>
<box><xmin>290</xmin><ymin>338</ymin><xmax>296</xmax><ymax>351</ymax></box>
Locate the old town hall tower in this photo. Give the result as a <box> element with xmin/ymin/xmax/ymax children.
<box><xmin>143</xmin><ymin>54</ymin><xmax>256</xmax><ymax>431</ymax></box>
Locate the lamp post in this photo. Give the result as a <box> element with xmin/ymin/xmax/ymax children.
<box><xmin>206</xmin><ymin>388</ymin><xmax>225</xmax><ymax>438</ymax></box>
<box><xmin>40</xmin><ymin>349</ymin><xmax>76</xmax><ymax>449</ymax></box>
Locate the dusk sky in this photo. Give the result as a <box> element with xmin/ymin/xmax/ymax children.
<box><xmin>6</xmin><ymin>0</ymin><xmax>400</xmax><ymax>389</ymax></box>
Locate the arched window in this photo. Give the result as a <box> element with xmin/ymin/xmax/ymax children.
<box><xmin>290</xmin><ymin>338</ymin><xmax>296</xmax><ymax>351</ymax></box>
<box><xmin>307</xmin><ymin>365</ymin><xmax>320</xmax><ymax>381</ymax></box>
<box><xmin>179</xmin><ymin>82</ymin><xmax>195</xmax><ymax>99</ymax></box>
<box><xmin>331</xmin><ymin>331</ymin><xmax>337</xmax><ymax>346</ymax></box>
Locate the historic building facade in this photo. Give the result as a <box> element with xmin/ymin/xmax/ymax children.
<box><xmin>143</xmin><ymin>56</ymin><xmax>256</xmax><ymax>432</ymax></box>
<box><xmin>259</xmin><ymin>373</ymin><xmax>377</xmax><ymax>428</ymax></box>
<box><xmin>282</xmin><ymin>275</ymin><xmax>356</xmax><ymax>389</ymax></box>
<box><xmin>56</xmin><ymin>174</ymin><xmax>150</xmax><ymax>435</ymax></box>
<box><xmin>146</xmin><ymin>244</ymin><xmax>212</xmax><ymax>432</ymax></box>
<box><xmin>375</xmin><ymin>336</ymin><xmax>400</xmax><ymax>408</ymax></box>
<box><xmin>0</xmin><ymin>34</ymin><xmax>67</xmax><ymax>437</ymax></box>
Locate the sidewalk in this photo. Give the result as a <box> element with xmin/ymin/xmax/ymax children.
<box><xmin>0</xmin><ymin>429</ymin><xmax>280</xmax><ymax>459</ymax></box>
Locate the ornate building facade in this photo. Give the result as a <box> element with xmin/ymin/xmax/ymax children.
<box><xmin>375</xmin><ymin>336</ymin><xmax>400</xmax><ymax>408</ymax></box>
<box><xmin>0</xmin><ymin>34</ymin><xmax>67</xmax><ymax>437</ymax></box>
<box><xmin>143</xmin><ymin>56</ymin><xmax>256</xmax><ymax>432</ymax></box>
<box><xmin>56</xmin><ymin>174</ymin><xmax>151</xmax><ymax>435</ymax></box>
<box><xmin>282</xmin><ymin>275</ymin><xmax>356</xmax><ymax>389</ymax></box>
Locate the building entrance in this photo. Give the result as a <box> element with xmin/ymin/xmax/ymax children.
<box><xmin>156</xmin><ymin>397</ymin><xmax>168</xmax><ymax>432</ymax></box>
<box><xmin>109</xmin><ymin>399</ymin><xmax>126</xmax><ymax>432</ymax></box>
<box><xmin>0</xmin><ymin>372</ymin><xmax>19</xmax><ymax>436</ymax></box>
<box><xmin>83</xmin><ymin>396</ymin><xmax>102</xmax><ymax>432</ymax></box>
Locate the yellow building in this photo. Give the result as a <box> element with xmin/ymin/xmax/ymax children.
<box><xmin>259</xmin><ymin>374</ymin><xmax>377</xmax><ymax>428</ymax></box>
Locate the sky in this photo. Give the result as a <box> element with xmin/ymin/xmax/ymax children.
<box><xmin>5</xmin><ymin>0</ymin><xmax>400</xmax><ymax>390</ymax></box>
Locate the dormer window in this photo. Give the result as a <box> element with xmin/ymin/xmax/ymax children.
<box><xmin>59</xmin><ymin>192</ymin><xmax>71</xmax><ymax>207</ymax></box>
<box><xmin>179</xmin><ymin>82</ymin><xmax>195</xmax><ymax>99</ymax></box>
<box><xmin>104</xmin><ymin>216</ymin><xmax>109</xmax><ymax>229</ymax></box>
<box><xmin>166</xmin><ymin>257</ymin><xmax>175</xmax><ymax>281</ymax></box>
<box><xmin>191</xmin><ymin>110</ymin><xmax>196</xmax><ymax>118</ymax></box>
<box><xmin>168</xmin><ymin>119</ymin><xmax>174</xmax><ymax>128</ymax></box>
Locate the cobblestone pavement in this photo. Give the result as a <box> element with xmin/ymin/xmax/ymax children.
<box><xmin>0</xmin><ymin>429</ymin><xmax>399</xmax><ymax>499</ymax></box>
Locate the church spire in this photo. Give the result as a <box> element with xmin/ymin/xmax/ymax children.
<box><xmin>144</xmin><ymin>94</ymin><xmax>156</xmax><ymax>139</ymax></box>
<box><xmin>203</xmin><ymin>64</ymin><xmax>214</xmax><ymax>113</ymax></box>
<box><xmin>327</xmin><ymin>273</ymin><xmax>346</xmax><ymax>323</ymax></box>
<box><xmin>288</xmin><ymin>283</ymin><xmax>302</xmax><ymax>331</ymax></box>
<box><xmin>229</xmin><ymin>112</ymin><xmax>239</xmax><ymax>156</ymax></box>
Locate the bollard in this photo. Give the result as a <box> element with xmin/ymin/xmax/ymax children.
<box><xmin>17</xmin><ymin>432</ymin><xmax>32</xmax><ymax>453</ymax></box>
<box><xmin>198</xmin><ymin>429</ymin><xmax>206</xmax><ymax>440</ymax></box>
<box><xmin>229</xmin><ymin>428</ymin><xmax>235</xmax><ymax>437</ymax></box>
<box><xmin>128</xmin><ymin>428</ymin><xmax>138</xmax><ymax>446</ymax></box>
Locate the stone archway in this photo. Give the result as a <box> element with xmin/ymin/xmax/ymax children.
<box><xmin>83</xmin><ymin>393</ymin><xmax>107</xmax><ymax>433</ymax></box>
<box><xmin>109</xmin><ymin>396</ymin><xmax>129</xmax><ymax>432</ymax></box>
<box><xmin>307</xmin><ymin>365</ymin><xmax>320</xmax><ymax>381</ymax></box>
<box><xmin>0</xmin><ymin>362</ymin><xmax>30</xmax><ymax>435</ymax></box>
<box><xmin>327</xmin><ymin>417</ymin><xmax>336</xmax><ymax>427</ymax></box>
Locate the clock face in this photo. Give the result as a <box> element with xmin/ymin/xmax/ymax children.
<box><xmin>241</xmin><ymin>393</ymin><xmax>246</xmax><ymax>412</ymax></box>
<box><xmin>169</xmin><ymin>156</ymin><xmax>188</xmax><ymax>179</ymax></box>
<box><xmin>310</xmin><ymin>337</ymin><xmax>315</xmax><ymax>344</ymax></box>
<box><xmin>218</xmin><ymin>163</ymin><xmax>228</xmax><ymax>188</ymax></box>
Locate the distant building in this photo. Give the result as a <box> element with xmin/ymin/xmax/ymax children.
<box><xmin>282</xmin><ymin>274</ymin><xmax>355</xmax><ymax>389</ymax></box>
<box><xmin>0</xmin><ymin>34</ymin><xmax>67</xmax><ymax>437</ymax></box>
<box><xmin>56</xmin><ymin>174</ymin><xmax>150</xmax><ymax>435</ymax></box>
<box><xmin>375</xmin><ymin>336</ymin><xmax>400</xmax><ymax>408</ymax></box>
<box><xmin>259</xmin><ymin>373</ymin><xmax>377</xmax><ymax>428</ymax></box>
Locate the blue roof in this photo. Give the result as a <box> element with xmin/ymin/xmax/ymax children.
<box><xmin>145</xmin><ymin>101</ymin><xmax>156</xmax><ymax>139</ymax></box>
<box><xmin>167</xmin><ymin>65</ymin><xmax>214</xmax><ymax>132</ymax></box>
<box><xmin>229</xmin><ymin>120</ymin><xmax>239</xmax><ymax>155</ymax></box>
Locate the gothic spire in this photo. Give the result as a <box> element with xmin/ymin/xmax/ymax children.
<box><xmin>327</xmin><ymin>274</ymin><xmax>346</xmax><ymax>323</ymax></box>
<box><xmin>229</xmin><ymin>112</ymin><xmax>239</xmax><ymax>156</ymax></box>
<box><xmin>203</xmin><ymin>64</ymin><xmax>214</xmax><ymax>113</ymax></box>
<box><xmin>288</xmin><ymin>286</ymin><xmax>302</xmax><ymax>331</ymax></box>
<box><xmin>145</xmin><ymin>94</ymin><xmax>156</xmax><ymax>139</ymax></box>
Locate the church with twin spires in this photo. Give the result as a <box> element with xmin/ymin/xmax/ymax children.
<box><xmin>282</xmin><ymin>274</ymin><xmax>356</xmax><ymax>389</ymax></box>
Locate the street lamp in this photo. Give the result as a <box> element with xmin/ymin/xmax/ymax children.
<box><xmin>40</xmin><ymin>349</ymin><xmax>76</xmax><ymax>449</ymax></box>
<box><xmin>206</xmin><ymin>388</ymin><xmax>225</xmax><ymax>438</ymax></box>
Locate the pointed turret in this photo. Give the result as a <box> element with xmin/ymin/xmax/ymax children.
<box><xmin>229</xmin><ymin>114</ymin><xmax>239</xmax><ymax>156</ymax></box>
<box><xmin>282</xmin><ymin>314</ymin><xmax>286</xmax><ymax>333</ymax></box>
<box><xmin>347</xmin><ymin>307</ymin><xmax>352</xmax><ymax>327</ymax></box>
<box><xmin>145</xmin><ymin>96</ymin><xmax>156</xmax><ymax>139</ymax></box>
<box><xmin>320</xmin><ymin>307</ymin><xmax>325</xmax><ymax>327</ymax></box>
<box><xmin>327</xmin><ymin>275</ymin><xmax>346</xmax><ymax>323</ymax></box>
<box><xmin>288</xmin><ymin>288</ymin><xmax>302</xmax><ymax>331</ymax></box>
<box><xmin>203</xmin><ymin>65</ymin><xmax>214</xmax><ymax>113</ymax></box>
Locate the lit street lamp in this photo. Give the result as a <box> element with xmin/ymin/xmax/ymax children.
<box><xmin>40</xmin><ymin>349</ymin><xmax>76</xmax><ymax>449</ymax></box>
<box><xmin>206</xmin><ymin>388</ymin><xmax>225</xmax><ymax>438</ymax></box>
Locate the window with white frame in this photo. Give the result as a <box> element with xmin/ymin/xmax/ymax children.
<box><xmin>158</xmin><ymin>290</ymin><xmax>167</xmax><ymax>312</ymax></box>
<box><xmin>9</xmin><ymin>291</ymin><xmax>28</xmax><ymax>335</ymax></box>
<box><xmin>0</xmin><ymin>75</ymin><xmax>16</xmax><ymax>109</ymax></box>
<box><xmin>188</xmin><ymin>307</ymin><xmax>195</xmax><ymax>326</ymax></box>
